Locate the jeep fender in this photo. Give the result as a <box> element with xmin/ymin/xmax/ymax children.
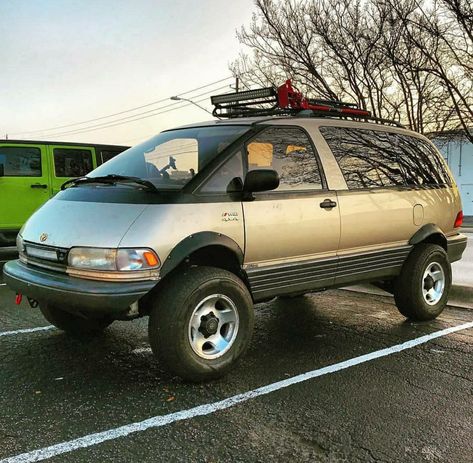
<box><xmin>160</xmin><ymin>231</ymin><xmax>244</xmax><ymax>278</ymax></box>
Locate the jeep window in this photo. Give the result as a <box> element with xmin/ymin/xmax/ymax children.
<box><xmin>89</xmin><ymin>126</ymin><xmax>248</xmax><ymax>190</ymax></box>
<box><xmin>246</xmin><ymin>127</ymin><xmax>323</xmax><ymax>191</ymax></box>
<box><xmin>0</xmin><ymin>146</ymin><xmax>42</xmax><ymax>177</ymax></box>
<box><xmin>53</xmin><ymin>148</ymin><xmax>93</xmax><ymax>178</ymax></box>
<box><xmin>99</xmin><ymin>149</ymin><xmax>123</xmax><ymax>165</ymax></box>
<box><xmin>320</xmin><ymin>127</ymin><xmax>405</xmax><ymax>189</ymax></box>
<box><xmin>200</xmin><ymin>150</ymin><xmax>244</xmax><ymax>193</ymax></box>
<box><xmin>392</xmin><ymin>134</ymin><xmax>451</xmax><ymax>186</ymax></box>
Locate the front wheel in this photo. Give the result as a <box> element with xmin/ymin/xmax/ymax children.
<box><xmin>39</xmin><ymin>304</ymin><xmax>112</xmax><ymax>336</ymax></box>
<box><xmin>393</xmin><ymin>244</ymin><xmax>451</xmax><ymax>321</ymax></box>
<box><xmin>148</xmin><ymin>266</ymin><xmax>254</xmax><ymax>382</ymax></box>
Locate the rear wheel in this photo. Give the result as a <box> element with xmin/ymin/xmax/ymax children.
<box><xmin>393</xmin><ymin>244</ymin><xmax>451</xmax><ymax>321</ymax></box>
<box><xmin>39</xmin><ymin>304</ymin><xmax>112</xmax><ymax>335</ymax></box>
<box><xmin>148</xmin><ymin>266</ymin><xmax>254</xmax><ymax>382</ymax></box>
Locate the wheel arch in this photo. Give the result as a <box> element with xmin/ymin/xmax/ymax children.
<box><xmin>159</xmin><ymin>231</ymin><xmax>245</xmax><ymax>280</ymax></box>
<box><xmin>409</xmin><ymin>224</ymin><xmax>447</xmax><ymax>251</ymax></box>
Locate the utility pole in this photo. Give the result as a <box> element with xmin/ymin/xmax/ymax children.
<box><xmin>5</xmin><ymin>133</ymin><xmax>8</xmax><ymax>140</ymax></box>
<box><xmin>236</xmin><ymin>76</ymin><xmax>239</xmax><ymax>93</ymax></box>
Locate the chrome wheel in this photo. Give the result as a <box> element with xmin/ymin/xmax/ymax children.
<box><xmin>188</xmin><ymin>294</ymin><xmax>239</xmax><ymax>360</ymax></box>
<box><xmin>422</xmin><ymin>262</ymin><xmax>445</xmax><ymax>305</ymax></box>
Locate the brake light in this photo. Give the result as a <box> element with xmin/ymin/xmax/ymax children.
<box><xmin>454</xmin><ymin>211</ymin><xmax>463</xmax><ymax>228</ymax></box>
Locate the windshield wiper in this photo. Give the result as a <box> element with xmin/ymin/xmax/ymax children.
<box><xmin>61</xmin><ymin>174</ymin><xmax>159</xmax><ymax>192</ymax></box>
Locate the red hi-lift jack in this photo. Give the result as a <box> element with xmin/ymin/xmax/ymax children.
<box><xmin>211</xmin><ymin>79</ymin><xmax>402</xmax><ymax>127</ymax></box>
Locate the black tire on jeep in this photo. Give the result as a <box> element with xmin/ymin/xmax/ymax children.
<box><xmin>148</xmin><ymin>266</ymin><xmax>254</xmax><ymax>382</ymax></box>
<box><xmin>393</xmin><ymin>243</ymin><xmax>451</xmax><ymax>321</ymax></box>
<box><xmin>39</xmin><ymin>304</ymin><xmax>112</xmax><ymax>335</ymax></box>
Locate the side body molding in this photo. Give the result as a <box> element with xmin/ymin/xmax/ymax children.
<box><xmin>160</xmin><ymin>231</ymin><xmax>244</xmax><ymax>278</ymax></box>
<box><xmin>409</xmin><ymin>223</ymin><xmax>446</xmax><ymax>245</ymax></box>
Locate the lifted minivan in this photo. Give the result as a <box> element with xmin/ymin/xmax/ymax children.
<box><xmin>0</xmin><ymin>140</ymin><xmax>128</xmax><ymax>246</ymax></box>
<box><xmin>4</xmin><ymin>82</ymin><xmax>467</xmax><ymax>381</ymax></box>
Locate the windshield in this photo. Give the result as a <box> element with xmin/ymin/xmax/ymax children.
<box><xmin>89</xmin><ymin>126</ymin><xmax>249</xmax><ymax>190</ymax></box>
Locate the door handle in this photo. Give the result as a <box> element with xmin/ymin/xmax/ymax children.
<box><xmin>30</xmin><ymin>184</ymin><xmax>48</xmax><ymax>189</ymax></box>
<box><xmin>320</xmin><ymin>199</ymin><xmax>337</xmax><ymax>209</ymax></box>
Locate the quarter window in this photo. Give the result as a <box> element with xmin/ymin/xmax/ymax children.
<box><xmin>320</xmin><ymin>127</ymin><xmax>405</xmax><ymax>189</ymax></box>
<box><xmin>53</xmin><ymin>148</ymin><xmax>93</xmax><ymax>177</ymax></box>
<box><xmin>200</xmin><ymin>150</ymin><xmax>244</xmax><ymax>193</ymax></box>
<box><xmin>0</xmin><ymin>146</ymin><xmax>42</xmax><ymax>177</ymax></box>
<box><xmin>393</xmin><ymin>134</ymin><xmax>451</xmax><ymax>186</ymax></box>
<box><xmin>247</xmin><ymin>127</ymin><xmax>323</xmax><ymax>191</ymax></box>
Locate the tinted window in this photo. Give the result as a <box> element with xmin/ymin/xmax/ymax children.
<box><xmin>320</xmin><ymin>127</ymin><xmax>405</xmax><ymax>189</ymax></box>
<box><xmin>53</xmin><ymin>148</ymin><xmax>93</xmax><ymax>177</ymax></box>
<box><xmin>247</xmin><ymin>127</ymin><xmax>323</xmax><ymax>191</ymax></box>
<box><xmin>393</xmin><ymin>134</ymin><xmax>451</xmax><ymax>186</ymax></box>
<box><xmin>100</xmin><ymin>149</ymin><xmax>123</xmax><ymax>165</ymax></box>
<box><xmin>200</xmin><ymin>150</ymin><xmax>244</xmax><ymax>193</ymax></box>
<box><xmin>0</xmin><ymin>146</ymin><xmax>42</xmax><ymax>177</ymax></box>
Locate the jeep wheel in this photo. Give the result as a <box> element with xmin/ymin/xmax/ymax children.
<box><xmin>393</xmin><ymin>244</ymin><xmax>451</xmax><ymax>321</ymax></box>
<box><xmin>148</xmin><ymin>266</ymin><xmax>254</xmax><ymax>382</ymax></box>
<box><xmin>39</xmin><ymin>304</ymin><xmax>112</xmax><ymax>335</ymax></box>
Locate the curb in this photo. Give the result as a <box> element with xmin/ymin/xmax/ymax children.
<box><xmin>344</xmin><ymin>283</ymin><xmax>473</xmax><ymax>310</ymax></box>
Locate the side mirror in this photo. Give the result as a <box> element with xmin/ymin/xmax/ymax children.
<box><xmin>243</xmin><ymin>169</ymin><xmax>279</xmax><ymax>194</ymax></box>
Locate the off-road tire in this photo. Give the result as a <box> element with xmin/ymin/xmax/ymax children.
<box><xmin>393</xmin><ymin>244</ymin><xmax>451</xmax><ymax>321</ymax></box>
<box><xmin>39</xmin><ymin>304</ymin><xmax>112</xmax><ymax>335</ymax></box>
<box><xmin>148</xmin><ymin>266</ymin><xmax>254</xmax><ymax>382</ymax></box>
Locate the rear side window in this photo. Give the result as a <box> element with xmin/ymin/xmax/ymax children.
<box><xmin>393</xmin><ymin>134</ymin><xmax>451</xmax><ymax>186</ymax></box>
<box><xmin>53</xmin><ymin>148</ymin><xmax>93</xmax><ymax>177</ymax></box>
<box><xmin>0</xmin><ymin>146</ymin><xmax>42</xmax><ymax>177</ymax></box>
<box><xmin>320</xmin><ymin>127</ymin><xmax>405</xmax><ymax>189</ymax></box>
<box><xmin>247</xmin><ymin>127</ymin><xmax>323</xmax><ymax>191</ymax></box>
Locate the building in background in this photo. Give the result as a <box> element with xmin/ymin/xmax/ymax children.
<box><xmin>433</xmin><ymin>131</ymin><xmax>473</xmax><ymax>217</ymax></box>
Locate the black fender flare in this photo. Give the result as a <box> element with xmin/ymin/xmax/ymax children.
<box><xmin>409</xmin><ymin>223</ymin><xmax>446</xmax><ymax>246</ymax></box>
<box><xmin>160</xmin><ymin>231</ymin><xmax>244</xmax><ymax>278</ymax></box>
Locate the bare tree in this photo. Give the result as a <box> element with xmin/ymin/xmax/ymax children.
<box><xmin>232</xmin><ymin>0</ymin><xmax>473</xmax><ymax>140</ymax></box>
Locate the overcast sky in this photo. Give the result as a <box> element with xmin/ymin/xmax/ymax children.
<box><xmin>0</xmin><ymin>0</ymin><xmax>255</xmax><ymax>146</ymax></box>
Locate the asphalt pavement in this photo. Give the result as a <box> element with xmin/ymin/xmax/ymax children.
<box><xmin>0</xmin><ymin>274</ymin><xmax>472</xmax><ymax>462</ymax></box>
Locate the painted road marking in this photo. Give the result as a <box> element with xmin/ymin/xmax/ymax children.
<box><xmin>0</xmin><ymin>283</ymin><xmax>6</xmax><ymax>286</ymax></box>
<box><xmin>1</xmin><ymin>320</ymin><xmax>472</xmax><ymax>463</ymax></box>
<box><xmin>0</xmin><ymin>326</ymin><xmax>54</xmax><ymax>337</ymax></box>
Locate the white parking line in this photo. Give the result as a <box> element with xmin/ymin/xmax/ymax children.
<box><xmin>0</xmin><ymin>326</ymin><xmax>54</xmax><ymax>337</ymax></box>
<box><xmin>2</xmin><ymin>320</ymin><xmax>472</xmax><ymax>463</ymax></box>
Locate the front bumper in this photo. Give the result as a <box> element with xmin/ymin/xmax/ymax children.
<box><xmin>447</xmin><ymin>233</ymin><xmax>468</xmax><ymax>263</ymax></box>
<box><xmin>3</xmin><ymin>260</ymin><xmax>157</xmax><ymax>315</ymax></box>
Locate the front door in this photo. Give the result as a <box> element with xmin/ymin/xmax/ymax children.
<box><xmin>242</xmin><ymin>126</ymin><xmax>340</xmax><ymax>300</ymax></box>
<box><xmin>0</xmin><ymin>143</ymin><xmax>50</xmax><ymax>242</ymax></box>
<box><xmin>47</xmin><ymin>145</ymin><xmax>95</xmax><ymax>195</ymax></box>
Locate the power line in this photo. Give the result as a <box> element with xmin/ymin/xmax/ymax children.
<box><xmin>42</xmin><ymin>87</ymin><xmax>225</xmax><ymax>138</ymax></box>
<box><xmin>43</xmin><ymin>94</ymin><xmax>214</xmax><ymax>138</ymax></box>
<box><xmin>10</xmin><ymin>76</ymin><xmax>234</xmax><ymax>136</ymax></box>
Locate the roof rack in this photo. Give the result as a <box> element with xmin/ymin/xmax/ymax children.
<box><xmin>211</xmin><ymin>80</ymin><xmax>403</xmax><ymax>127</ymax></box>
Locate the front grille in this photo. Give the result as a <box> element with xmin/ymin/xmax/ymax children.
<box><xmin>23</xmin><ymin>242</ymin><xmax>68</xmax><ymax>273</ymax></box>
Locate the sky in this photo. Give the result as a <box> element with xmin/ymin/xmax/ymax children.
<box><xmin>0</xmin><ymin>0</ymin><xmax>255</xmax><ymax>146</ymax></box>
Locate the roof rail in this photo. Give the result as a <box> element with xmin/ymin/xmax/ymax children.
<box><xmin>211</xmin><ymin>80</ymin><xmax>403</xmax><ymax>128</ymax></box>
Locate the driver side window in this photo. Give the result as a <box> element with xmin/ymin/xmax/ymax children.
<box><xmin>247</xmin><ymin>127</ymin><xmax>323</xmax><ymax>191</ymax></box>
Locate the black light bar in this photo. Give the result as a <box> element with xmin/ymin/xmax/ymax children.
<box><xmin>211</xmin><ymin>86</ymin><xmax>276</xmax><ymax>105</ymax></box>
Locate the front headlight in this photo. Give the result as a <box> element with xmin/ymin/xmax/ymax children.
<box><xmin>68</xmin><ymin>247</ymin><xmax>160</xmax><ymax>272</ymax></box>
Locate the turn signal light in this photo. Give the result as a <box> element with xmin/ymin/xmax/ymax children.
<box><xmin>454</xmin><ymin>211</ymin><xmax>463</xmax><ymax>228</ymax></box>
<box><xmin>143</xmin><ymin>251</ymin><xmax>159</xmax><ymax>267</ymax></box>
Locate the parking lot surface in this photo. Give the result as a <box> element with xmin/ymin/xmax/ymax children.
<box><xmin>0</xmin><ymin>263</ymin><xmax>472</xmax><ymax>463</ymax></box>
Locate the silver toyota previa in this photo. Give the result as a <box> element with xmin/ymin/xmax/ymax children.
<box><xmin>3</xmin><ymin>112</ymin><xmax>467</xmax><ymax>381</ymax></box>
